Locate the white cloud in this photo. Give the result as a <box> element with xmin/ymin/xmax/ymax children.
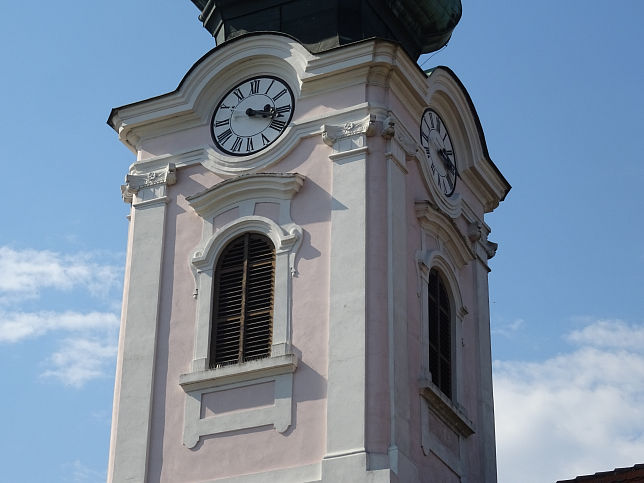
<box><xmin>42</xmin><ymin>337</ymin><xmax>117</xmax><ymax>388</ymax></box>
<box><xmin>494</xmin><ymin>319</ymin><xmax>644</xmax><ymax>483</ymax></box>
<box><xmin>567</xmin><ymin>319</ymin><xmax>644</xmax><ymax>350</ymax></box>
<box><xmin>493</xmin><ymin>318</ymin><xmax>525</xmax><ymax>337</ymax></box>
<box><xmin>0</xmin><ymin>310</ymin><xmax>119</xmax><ymax>343</ymax></box>
<box><xmin>0</xmin><ymin>246</ymin><xmax>122</xmax><ymax>303</ymax></box>
<box><xmin>62</xmin><ymin>459</ymin><xmax>106</xmax><ymax>483</ymax></box>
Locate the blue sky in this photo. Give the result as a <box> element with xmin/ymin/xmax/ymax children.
<box><xmin>0</xmin><ymin>2</ymin><xmax>642</xmax><ymax>482</ymax></box>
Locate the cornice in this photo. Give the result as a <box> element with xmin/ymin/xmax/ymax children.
<box><xmin>186</xmin><ymin>172</ymin><xmax>305</xmax><ymax>219</ymax></box>
<box><xmin>415</xmin><ymin>200</ymin><xmax>474</xmax><ymax>269</ymax></box>
<box><xmin>127</xmin><ymin>103</ymin><xmax>373</xmax><ymax>177</ymax></box>
<box><xmin>108</xmin><ymin>36</ymin><xmax>430</xmax><ymax>155</ymax></box>
<box><xmin>426</xmin><ymin>67</ymin><xmax>511</xmax><ymax>211</ymax></box>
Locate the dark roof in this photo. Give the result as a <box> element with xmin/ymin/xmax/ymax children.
<box><xmin>188</xmin><ymin>0</ymin><xmax>462</xmax><ymax>60</ymax></box>
<box><xmin>557</xmin><ymin>464</ymin><xmax>644</xmax><ymax>483</ymax></box>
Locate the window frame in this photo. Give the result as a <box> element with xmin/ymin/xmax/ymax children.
<box><xmin>180</xmin><ymin>173</ymin><xmax>304</xmax><ymax>448</ymax></box>
<box><xmin>416</xmin><ymin>249</ymin><xmax>475</xmax><ymax>446</ymax></box>
<box><xmin>210</xmin><ymin>232</ymin><xmax>276</xmax><ymax>367</ymax></box>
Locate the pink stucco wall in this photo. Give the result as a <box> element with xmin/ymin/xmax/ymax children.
<box><xmin>142</xmin><ymin>132</ymin><xmax>333</xmax><ymax>481</ymax></box>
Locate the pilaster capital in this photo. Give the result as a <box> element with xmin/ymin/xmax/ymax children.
<box><xmin>322</xmin><ymin>114</ymin><xmax>377</xmax><ymax>152</ymax></box>
<box><xmin>121</xmin><ymin>163</ymin><xmax>177</xmax><ymax>204</ymax></box>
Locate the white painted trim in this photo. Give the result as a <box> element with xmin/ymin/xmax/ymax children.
<box><xmin>426</xmin><ymin>68</ymin><xmax>510</xmax><ymax>212</ymax></box>
<box><xmin>108</xmin><ymin>171</ymin><xmax>171</xmax><ymax>483</ymax></box>
<box><xmin>201</xmin><ymin>462</ymin><xmax>322</xmax><ymax>483</ymax></box>
<box><xmin>419</xmin><ymin>382</ymin><xmax>475</xmax><ymax>437</ymax></box>
<box><xmin>187</xmin><ymin>173</ymin><xmax>304</xmax><ymax>221</ymax></box>
<box><xmin>181</xmin><ymin>173</ymin><xmax>304</xmax><ymax>447</ymax></box>
<box><xmin>182</xmin><ymin>370</ymin><xmax>296</xmax><ymax>448</ymax></box>
<box><xmin>324</xmin><ymin>130</ymin><xmax>369</xmax><ymax>465</ymax></box>
<box><xmin>415</xmin><ymin>201</ymin><xmax>475</xmax><ymax>270</ymax></box>
<box><xmin>179</xmin><ymin>353</ymin><xmax>297</xmax><ymax>391</ymax></box>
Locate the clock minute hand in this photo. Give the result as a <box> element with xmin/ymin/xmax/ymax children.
<box><xmin>246</xmin><ymin>105</ymin><xmax>277</xmax><ymax>118</ymax></box>
<box><xmin>438</xmin><ymin>148</ymin><xmax>457</xmax><ymax>176</ymax></box>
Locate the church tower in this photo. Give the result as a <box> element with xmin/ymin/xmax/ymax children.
<box><xmin>106</xmin><ymin>2</ymin><xmax>510</xmax><ymax>481</ymax></box>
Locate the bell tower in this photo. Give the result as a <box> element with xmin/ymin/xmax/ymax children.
<box><xmin>107</xmin><ymin>2</ymin><xmax>510</xmax><ymax>482</ymax></box>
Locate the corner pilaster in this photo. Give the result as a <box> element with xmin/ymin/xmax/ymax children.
<box><xmin>322</xmin><ymin>115</ymin><xmax>373</xmax><ymax>481</ymax></box>
<box><xmin>108</xmin><ymin>164</ymin><xmax>175</xmax><ymax>483</ymax></box>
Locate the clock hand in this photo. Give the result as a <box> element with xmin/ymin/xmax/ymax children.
<box><xmin>246</xmin><ymin>104</ymin><xmax>278</xmax><ymax>118</ymax></box>
<box><xmin>438</xmin><ymin>148</ymin><xmax>457</xmax><ymax>176</ymax></box>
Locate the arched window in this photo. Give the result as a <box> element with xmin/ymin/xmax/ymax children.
<box><xmin>428</xmin><ymin>268</ymin><xmax>452</xmax><ymax>399</ymax></box>
<box><xmin>210</xmin><ymin>233</ymin><xmax>275</xmax><ymax>368</ymax></box>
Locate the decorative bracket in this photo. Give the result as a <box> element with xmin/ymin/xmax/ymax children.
<box><xmin>381</xmin><ymin>113</ymin><xmax>418</xmax><ymax>159</ymax></box>
<box><xmin>121</xmin><ymin>163</ymin><xmax>177</xmax><ymax>204</ymax></box>
<box><xmin>322</xmin><ymin>114</ymin><xmax>377</xmax><ymax>152</ymax></box>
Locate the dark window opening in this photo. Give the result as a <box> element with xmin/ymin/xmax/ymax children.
<box><xmin>428</xmin><ymin>268</ymin><xmax>452</xmax><ymax>398</ymax></box>
<box><xmin>210</xmin><ymin>233</ymin><xmax>275</xmax><ymax>368</ymax></box>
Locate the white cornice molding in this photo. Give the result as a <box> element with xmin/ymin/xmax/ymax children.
<box><xmin>110</xmin><ymin>35</ymin><xmax>314</xmax><ymax>153</ymax></box>
<box><xmin>415</xmin><ymin>200</ymin><xmax>475</xmax><ymax>270</ymax></box>
<box><xmin>126</xmin><ymin>103</ymin><xmax>373</xmax><ymax>177</ymax></box>
<box><xmin>121</xmin><ymin>163</ymin><xmax>176</xmax><ymax>204</ymax></box>
<box><xmin>109</xmin><ymin>36</ymin><xmax>429</xmax><ymax>155</ymax></box>
<box><xmin>186</xmin><ymin>172</ymin><xmax>305</xmax><ymax>220</ymax></box>
<box><xmin>426</xmin><ymin>67</ymin><xmax>511</xmax><ymax>212</ymax></box>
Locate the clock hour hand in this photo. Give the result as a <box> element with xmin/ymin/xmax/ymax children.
<box><xmin>438</xmin><ymin>148</ymin><xmax>457</xmax><ymax>176</ymax></box>
<box><xmin>245</xmin><ymin>104</ymin><xmax>278</xmax><ymax>118</ymax></box>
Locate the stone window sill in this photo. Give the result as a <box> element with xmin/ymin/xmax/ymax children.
<box><xmin>179</xmin><ymin>353</ymin><xmax>298</xmax><ymax>392</ymax></box>
<box><xmin>419</xmin><ymin>377</ymin><xmax>475</xmax><ymax>437</ymax></box>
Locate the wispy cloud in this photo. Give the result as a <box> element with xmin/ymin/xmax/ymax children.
<box><xmin>567</xmin><ymin>319</ymin><xmax>644</xmax><ymax>350</ymax></box>
<box><xmin>0</xmin><ymin>246</ymin><xmax>122</xmax><ymax>303</ymax></box>
<box><xmin>492</xmin><ymin>317</ymin><xmax>525</xmax><ymax>337</ymax></box>
<box><xmin>0</xmin><ymin>310</ymin><xmax>119</xmax><ymax>343</ymax></box>
<box><xmin>494</xmin><ymin>319</ymin><xmax>644</xmax><ymax>483</ymax></box>
<box><xmin>0</xmin><ymin>245</ymin><xmax>122</xmax><ymax>387</ymax></box>
<box><xmin>42</xmin><ymin>337</ymin><xmax>117</xmax><ymax>388</ymax></box>
<box><xmin>62</xmin><ymin>459</ymin><xmax>106</xmax><ymax>483</ymax></box>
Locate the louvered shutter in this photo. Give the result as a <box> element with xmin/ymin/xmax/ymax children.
<box><xmin>210</xmin><ymin>233</ymin><xmax>275</xmax><ymax>368</ymax></box>
<box><xmin>428</xmin><ymin>269</ymin><xmax>452</xmax><ymax>398</ymax></box>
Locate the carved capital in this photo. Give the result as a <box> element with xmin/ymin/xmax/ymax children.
<box><xmin>322</xmin><ymin>114</ymin><xmax>377</xmax><ymax>150</ymax></box>
<box><xmin>484</xmin><ymin>240</ymin><xmax>498</xmax><ymax>259</ymax></box>
<box><xmin>382</xmin><ymin>113</ymin><xmax>418</xmax><ymax>159</ymax></box>
<box><xmin>121</xmin><ymin>163</ymin><xmax>177</xmax><ymax>204</ymax></box>
<box><xmin>467</xmin><ymin>222</ymin><xmax>482</xmax><ymax>242</ymax></box>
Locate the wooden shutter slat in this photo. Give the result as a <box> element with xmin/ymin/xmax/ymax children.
<box><xmin>210</xmin><ymin>233</ymin><xmax>275</xmax><ymax>368</ymax></box>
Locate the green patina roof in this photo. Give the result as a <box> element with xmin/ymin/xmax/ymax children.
<box><xmin>189</xmin><ymin>0</ymin><xmax>461</xmax><ymax>60</ymax></box>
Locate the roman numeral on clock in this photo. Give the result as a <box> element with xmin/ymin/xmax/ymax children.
<box><xmin>275</xmin><ymin>105</ymin><xmax>291</xmax><ymax>116</ymax></box>
<box><xmin>217</xmin><ymin>129</ymin><xmax>233</xmax><ymax>145</ymax></box>
<box><xmin>249</xmin><ymin>79</ymin><xmax>260</xmax><ymax>95</ymax></box>
<box><xmin>268</xmin><ymin>119</ymin><xmax>286</xmax><ymax>132</ymax></box>
<box><xmin>232</xmin><ymin>88</ymin><xmax>244</xmax><ymax>102</ymax></box>
<box><xmin>231</xmin><ymin>136</ymin><xmax>243</xmax><ymax>152</ymax></box>
<box><xmin>214</xmin><ymin>119</ymin><xmax>229</xmax><ymax>127</ymax></box>
<box><xmin>272</xmin><ymin>89</ymin><xmax>287</xmax><ymax>101</ymax></box>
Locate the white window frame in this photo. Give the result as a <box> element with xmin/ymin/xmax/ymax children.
<box><xmin>179</xmin><ymin>173</ymin><xmax>304</xmax><ymax>448</ymax></box>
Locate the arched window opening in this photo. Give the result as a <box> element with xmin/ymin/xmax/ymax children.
<box><xmin>428</xmin><ymin>268</ymin><xmax>452</xmax><ymax>399</ymax></box>
<box><xmin>210</xmin><ymin>233</ymin><xmax>275</xmax><ymax>368</ymax></box>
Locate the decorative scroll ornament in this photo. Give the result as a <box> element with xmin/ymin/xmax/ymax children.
<box><xmin>322</xmin><ymin>114</ymin><xmax>377</xmax><ymax>149</ymax></box>
<box><xmin>121</xmin><ymin>163</ymin><xmax>177</xmax><ymax>203</ymax></box>
<box><xmin>381</xmin><ymin>113</ymin><xmax>419</xmax><ymax>158</ymax></box>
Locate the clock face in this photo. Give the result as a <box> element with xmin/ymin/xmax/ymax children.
<box><xmin>420</xmin><ymin>108</ymin><xmax>457</xmax><ymax>197</ymax></box>
<box><xmin>210</xmin><ymin>75</ymin><xmax>295</xmax><ymax>156</ymax></box>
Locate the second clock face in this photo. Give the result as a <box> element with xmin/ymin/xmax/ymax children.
<box><xmin>420</xmin><ymin>108</ymin><xmax>457</xmax><ymax>197</ymax></box>
<box><xmin>210</xmin><ymin>75</ymin><xmax>295</xmax><ymax>156</ymax></box>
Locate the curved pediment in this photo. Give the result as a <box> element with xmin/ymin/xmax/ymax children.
<box><xmin>107</xmin><ymin>33</ymin><xmax>314</xmax><ymax>153</ymax></box>
<box><xmin>425</xmin><ymin>66</ymin><xmax>511</xmax><ymax>212</ymax></box>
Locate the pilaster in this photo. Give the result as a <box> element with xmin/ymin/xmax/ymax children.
<box><xmin>322</xmin><ymin>115</ymin><xmax>373</xmax><ymax>481</ymax></box>
<box><xmin>107</xmin><ymin>164</ymin><xmax>175</xmax><ymax>483</ymax></box>
<box><xmin>469</xmin><ymin>223</ymin><xmax>499</xmax><ymax>482</ymax></box>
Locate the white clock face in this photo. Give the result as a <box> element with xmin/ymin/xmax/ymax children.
<box><xmin>420</xmin><ymin>108</ymin><xmax>457</xmax><ymax>197</ymax></box>
<box><xmin>210</xmin><ymin>75</ymin><xmax>295</xmax><ymax>156</ymax></box>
